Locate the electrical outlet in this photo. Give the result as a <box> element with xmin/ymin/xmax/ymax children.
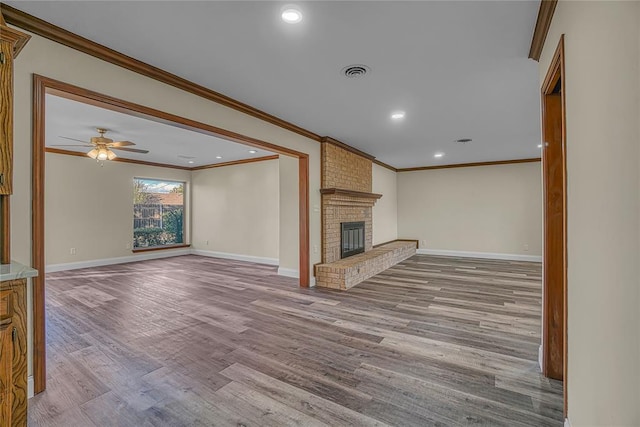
<box><xmin>421</xmin><ymin>240</ymin><xmax>426</xmax><ymax>247</ymax></box>
<box><xmin>126</xmin><ymin>242</ymin><xmax>132</xmax><ymax>250</ymax></box>
<box><xmin>70</xmin><ymin>248</ymin><xmax>76</xmax><ymax>255</ymax></box>
<box><xmin>205</xmin><ymin>240</ymin><xmax>209</xmax><ymax>245</ymax></box>
<box><xmin>524</xmin><ymin>244</ymin><xmax>529</xmax><ymax>252</ymax></box>
<box><xmin>313</xmin><ymin>245</ymin><xmax>318</xmax><ymax>254</ymax></box>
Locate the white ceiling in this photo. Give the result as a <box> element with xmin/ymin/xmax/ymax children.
<box><xmin>45</xmin><ymin>94</ymin><xmax>275</xmax><ymax>167</ymax></box>
<box><xmin>14</xmin><ymin>1</ymin><xmax>543</xmax><ymax>168</ymax></box>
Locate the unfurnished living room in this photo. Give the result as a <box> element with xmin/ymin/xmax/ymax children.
<box><xmin>0</xmin><ymin>1</ymin><xmax>639</xmax><ymax>427</ymax></box>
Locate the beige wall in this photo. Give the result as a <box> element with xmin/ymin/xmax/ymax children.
<box><xmin>539</xmin><ymin>1</ymin><xmax>640</xmax><ymax>425</ymax></box>
<box><xmin>397</xmin><ymin>162</ymin><xmax>542</xmax><ymax>256</ymax></box>
<box><xmin>278</xmin><ymin>155</ymin><xmax>300</xmax><ymax>273</ymax></box>
<box><xmin>10</xmin><ymin>29</ymin><xmax>322</xmax><ymax>378</ymax></box>
<box><xmin>372</xmin><ymin>164</ymin><xmax>398</xmax><ymax>245</ymax></box>
<box><xmin>45</xmin><ymin>153</ymin><xmax>191</xmax><ymax>266</ymax></box>
<box><xmin>191</xmin><ymin>159</ymin><xmax>279</xmax><ymax>260</ymax></box>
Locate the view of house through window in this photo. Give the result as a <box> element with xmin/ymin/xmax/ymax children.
<box><xmin>133</xmin><ymin>178</ymin><xmax>185</xmax><ymax>248</ymax></box>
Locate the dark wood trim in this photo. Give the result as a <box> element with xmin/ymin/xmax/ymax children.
<box><xmin>529</xmin><ymin>0</ymin><xmax>557</xmax><ymax>61</ymax></box>
<box><xmin>372</xmin><ymin>158</ymin><xmax>397</xmax><ymax>172</ymax></box>
<box><xmin>320</xmin><ymin>137</ymin><xmax>376</xmax><ymax>161</ymax></box>
<box><xmin>320</xmin><ymin>188</ymin><xmax>383</xmax><ymax>200</ymax></box>
<box><xmin>131</xmin><ymin>244</ymin><xmax>191</xmax><ymax>253</ymax></box>
<box><xmin>373</xmin><ymin>239</ymin><xmax>418</xmax><ymax>249</ymax></box>
<box><xmin>298</xmin><ymin>156</ymin><xmax>310</xmax><ymax>287</ymax></box>
<box><xmin>40</xmin><ymin>77</ymin><xmax>307</xmax><ymax>159</ymax></box>
<box><xmin>46</xmin><ymin>147</ymin><xmax>279</xmax><ymax>172</ymax></box>
<box><xmin>1</xmin><ymin>4</ymin><xmax>322</xmax><ymax>143</ymax></box>
<box><xmin>32</xmin><ymin>74</ymin><xmax>312</xmax><ymax>395</ymax></box>
<box><xmin>397</xmin><ymin>158</ymin><xmax>541</xmax><ymax>172</ymax></box>
<box><xmin>45</xmin><ymin>147</ymin><xmax>193</xmax><ymax>170</ymax></box>
<box><xmin>32</xmin><ymin>74</ymin><xmax>46</xmax><ymax>394</ymax></box>
<box><xmin>191</xmin><ymin>155</ymin><xmax>279</xmax><ymax>171</ymax></box>
<box><xmin>540</xmin><ymin>35</ymin><xmax>567</xmax><ymax>415</ymax></box>
<box><xmin>0</xmin><ymin>196</ymin><xmax>9</xmax><ymax>264</ymax></box>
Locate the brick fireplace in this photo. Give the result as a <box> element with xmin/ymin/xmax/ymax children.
<box><xmin>316</xmin><ymin>137</ymin><xmax>416</xmax><ymax>290</ymax></box>
<box><xmin>319</xmin><ymin>138</ymin><xmax>381</xmax><ymax>264</ymax></box>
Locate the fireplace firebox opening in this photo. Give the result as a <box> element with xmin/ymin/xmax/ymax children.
<box><xmin>341</xmin><ymin>221</ymin><xmax>365</xmax><ymax>259</ymax></box>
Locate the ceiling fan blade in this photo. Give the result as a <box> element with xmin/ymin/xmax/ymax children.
<box><xmin>111</xmin><ymin>147</ymin><xmax>149</xmax><ymax>154</ymax></box>
<box><xmin>110</xmin><ymin>141</ymin><xmax>135</xmax><ymax>147</ymax></box>
<box><xmin>50</xmin><ymin>144</ymin><xmax>93</xmax><ymax>147</ymax></box>
<box><xmin>59</xmin><ymin>136</ymin><xmax>91</xmax><ymax>144</ymax></box>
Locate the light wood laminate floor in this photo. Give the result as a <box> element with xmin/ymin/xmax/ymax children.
<box><xmin>29</xmin><ymin>254</ymin><xmax>563</xmax><ymax>426</ymax></box>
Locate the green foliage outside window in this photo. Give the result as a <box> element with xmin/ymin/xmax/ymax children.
<box><xmin>133</xmin><ymin>178</ymin><xmax>185</xmax><ymax>248</ymax></box>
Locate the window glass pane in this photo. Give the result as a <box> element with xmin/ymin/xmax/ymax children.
<box><xmin>133</xmin><ymin>178</ymin><xmax>185</xmax><ymax>248</ymax></box>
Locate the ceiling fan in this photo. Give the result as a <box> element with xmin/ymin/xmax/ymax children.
<box><xmin>52</xmin><ymin>128</ymin><xmax>149</xmax><ymax>161</ymax></box>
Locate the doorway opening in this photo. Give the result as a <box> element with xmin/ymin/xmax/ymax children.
<box><xmin>32</xmin><ymin>74</ymin><xmax>311</xmax><ymax>394</ymax></box>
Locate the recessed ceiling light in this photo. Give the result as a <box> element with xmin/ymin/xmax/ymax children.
<box><xmin>249</xmin><ymin>150</ymin><xmax>257</xmax><ymax>154</ymax></box>
<box><xmin>391</xmin><ymin>111</ymin><xmax>405</xmax><ymax>120</ymax></box>
<box><xmin>281</xmin><ymin>8</ymin><xmax>302</xmax><ymax>24</ymax></box>
<box><xmin>188</xmin><ymin>160</ymin><xmax>194</xmax><ymax>164</ymax></box>
<box><xmin>434</xmin><ymin>153</ymin><xmax>444</xmax><ymax>158</ymax></box>
<box><xmin>216</xmin><ymin>156</ymin><xmax>222</xmax><ymax>159</ymax></box>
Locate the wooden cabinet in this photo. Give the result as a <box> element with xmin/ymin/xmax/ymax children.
<box><xmin>0</xmin><ymin>321</ymin><xmax>14</xmax><ymax>426</ymax></box>
<box><xmin>0</xmin><ymin>279</ymin><xmax>27</xmax><ymax>427</ymax></box>
<box><xmin>0</xmin><ymin>14</ymin><xmax>30</xmax><ymax>195</ymax></box>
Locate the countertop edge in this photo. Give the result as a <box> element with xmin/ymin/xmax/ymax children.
<box><xmin>0</xmin><ymin>261</ymin><xmax>39</xmax><ymax>282</ymax></box>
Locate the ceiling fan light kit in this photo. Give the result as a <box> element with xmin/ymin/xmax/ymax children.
<box><xmin>53</xmin><ymin>127</ymin><xmax>148</xmax><ymax>163</ymax></box>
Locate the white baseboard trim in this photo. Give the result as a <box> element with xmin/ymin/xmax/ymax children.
<box><xmin>564</xmin><ymin>418</ymin><xmax>571</xmax><ymax>427</ymax></box>
<box><xmin>45</xmin><ymin>248</ymin><xmax>192</xmax><ymax>273</ymax></box>
<box><xmin>277</xmin><ymin>267</ymin><xmax>299</xmax><ymax>278</ymax></box>
<box><xmin>538</xmin><ymin>345</ymin><xmax>543</xmax><ymax>372</ymax></box>
<box><xmin>416</xmin><ymin>248</ymin><xmax>542</xmax><ymax>262</ymax></box>
<box><xmin>28</xmin><ymin>375</ymin><xmax>34</xmax><ymax>399</ymax></box>
<box><xmin>46</xmin><ymin>249</ymin><xmax>314</xmax><ymax>287</ymax></box>
<box><xmin>191</xmin><ymin>249</ymin><xmax>278</xmax><ymax>266</ymax></box>
<box><xmin>309</xmin><ymin>277</ymin><xmax>316</xmax><ymax>288</ymax></box>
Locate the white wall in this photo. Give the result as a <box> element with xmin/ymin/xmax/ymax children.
<box><xmin>278</xmin><ymin>155</ymin><xmax>300</xmax><ymax>275</ymax></box>
<box><xmin>397</xmin><ymin>162</ymin><xmax>543</xmax><ymax>257</ymax></box>
<box><xmin>10</xmin><ymin>28</ymin><xmax>322</xmax><ymax>379</ymax></box>
<box><xmin>191</xmin><ymin>159</ymin><xmax>279</xmax><ymax>261</ymax></box>
<box><xmin>539</xmin><ymin>1</ymin><xmax>640</xmax><ymax>425</ymax></box>
<box><xmin>372</xmin><ymin>164</ymin><xmax>398</xmax><ymax>245</ymax></box>
<box><xmin>45</xmin><ymin>153</ymin><xmax>191</xmax><ymax>266</ymax></box>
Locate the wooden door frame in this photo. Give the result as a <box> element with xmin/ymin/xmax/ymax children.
<box><xmin>32</xmin><ymin>74</ymin><xmax>311</xmax><ymax>394</ymax></box>
<box><xmin>541</xmin><ymin>35</ymin><xmax>567</xmax><ymax>414</ymax></box>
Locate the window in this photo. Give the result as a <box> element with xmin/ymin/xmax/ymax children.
<box><xmin>133</xmin><ymin>178</ymin><xmax>185</xmax><ymax>249</ymax></box>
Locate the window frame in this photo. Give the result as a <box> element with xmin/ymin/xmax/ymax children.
<box><xmin>132</xmin><ymin>177</ymin><xmax>188</xmax><ymax>252</ymax></box>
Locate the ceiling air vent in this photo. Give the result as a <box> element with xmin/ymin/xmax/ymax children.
<box><xmin>341</xmin><ymin>64</ymin><xmax>370</xmax><ymax>78</ymax></box>
<box><xmin>455</xmin><ymin>138</ymin><xmax>472</xmax><ymax>143</ymax></box>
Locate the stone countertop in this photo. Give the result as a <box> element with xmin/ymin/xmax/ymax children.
<box><xmin>0</xmin><ymin>261</ymin><xmax>39</xmax><ymax>281</ymax></box>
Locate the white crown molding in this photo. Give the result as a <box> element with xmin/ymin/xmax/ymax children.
<box><xmin>45</xmin><ymin>248</ymin><xmax>192</xmax><ymax>273</ymax></box>
<box><xmin>416</xmin><ymin>248</ymin><xmax>542</xmax><ymax>262</ymax></box>
<box><xmin>191</xmin><ymin>249</ymin><xmax>278</xmax><ymax>266</ymax></box>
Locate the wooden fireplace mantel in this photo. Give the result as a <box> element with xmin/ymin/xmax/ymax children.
<box><xmin>320</xmin><ymin>188</ymin><xmax>383</xmax><ymax>200</ymax></box>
